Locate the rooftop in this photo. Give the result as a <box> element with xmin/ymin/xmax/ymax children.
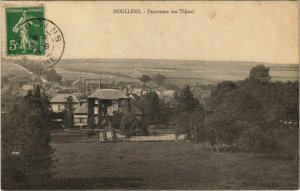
<box><xmin>88</xmin><ymin>89</ymin><xmax>128</xmax><ymax>100</ymax></box>
<box><xmin>50</xmin><ymin>94</ymin><xmax>80</xmax><ymax>103</ymax></box>
<box><xmin>74</xmin><ymin>103</ymin><xmax>87</xmax><ymax>114</ymax></box>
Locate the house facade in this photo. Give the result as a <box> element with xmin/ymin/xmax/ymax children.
<box><xmin>73</xmin><ymin>103</ymin><xmax>89</xmax><ymax>128</ymax></box>
<box><xmin>50</xmin><ymin>94</ymin><xmax>80</xmax><ymax>113</ymax></box>
<box><xmin>87</xmin><ymin>89</ymin><xmax>130</xmax><ymax>129</ymax></box>
<box><xmin>50</xmin><ymin>94</ymin><xmax>80</xmax><ymax>128</ymax></box>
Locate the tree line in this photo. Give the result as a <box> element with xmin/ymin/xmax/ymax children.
<box><xmin>123</xmin><ymin>65</ymin><xmax>299</xmax><ymax>161</ymax></box>
<box><xmin>175</xmin><ymin>65</ymin><xmax>299</xmax><ymax>161</ymax></box>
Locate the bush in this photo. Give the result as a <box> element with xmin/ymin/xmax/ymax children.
<box><xmin>136</xmin><ymin>118</ymin><xmax>149</xmax><ymax>136</ymax></box>
<box><xmin>238</xmin><ymin>126</ymin><xmax>263</xmax><ymax>154</ymax></box>
<box><xmin>278</xmin><ymin>128</ymin><xmax>299</xmax><ymax>161</ymax></box>
<box><xmin>120</xmin><ymin>113</ymin><xmax>137</xmax><ymax>137</ymax></box>
<box><xmin>111</xmin><ymin>113</ymin><xmax>124</xmax><ymax>130</ymax></box>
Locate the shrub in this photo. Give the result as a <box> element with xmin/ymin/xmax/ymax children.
<box><xmin>238</xmin><ymin>126</ymin><xmax>263</xmax><ymax>154</ymax></box>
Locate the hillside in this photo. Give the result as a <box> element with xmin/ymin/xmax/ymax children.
<box><xmin>1</xmin><ymin>61</ymin><xmax>33</xmax><ymax>77</ymax></box>
<box><xmin>54</xmin><ymin>59</ymin><xmax>299</xmax><ymax>86</ymax></box>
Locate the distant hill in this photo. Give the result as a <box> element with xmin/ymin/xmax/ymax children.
<box><xmin>2</xmin><ymin>58</ymin><xmax>298</xmax><ymax>86</ymax></box>
<box><xmin>55</xmin><ymin>58</ymin><xmax>299</xmax><ymax>86</ymax></box>
<box><xmin>1</xmin><ymin>61</ymin><xmax>33</xmax><ymax>77</ymax></box>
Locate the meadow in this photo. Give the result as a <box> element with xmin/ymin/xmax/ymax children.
<box><xmin>2</xmin><ymin>58</ymin><xmax>298</xmax><ymax>86</ymax></box>
<box><xmin>48</xmin><ymin>141</ymin><xmax>299</xmax><ymax>190</ymax></box>
<box><xmin>55</xmin><ymin>59</ymin><xmax>299</xmax><ymax>86</ymax></box>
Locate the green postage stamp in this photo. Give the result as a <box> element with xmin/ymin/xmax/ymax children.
<box><xmin>6</xmin><ymin>6</ymin><xmax>45</xmax><ymax>55</ymax></box>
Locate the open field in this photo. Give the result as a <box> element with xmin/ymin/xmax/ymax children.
<box><xmin>2</xmin><ymin>58</ymin><xmax>298</xmax><ymax>86</ymax></box>
<box><xmin>54</xmin><ymin>58</ymin><xmax>299</xmax><ymax>86</ymax></box>
<box><xmin>47</xmin><ymin>141</ymin><xmax>299</xmax><ymax>190</ymax></box>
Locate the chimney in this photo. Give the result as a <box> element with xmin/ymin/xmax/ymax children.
<box><xmin>83</xmin><ymin>78</ymin><xmax>87</xmax><ymax>97</ymax></box>
<box><xmin>99</xmin><ymin>77</ymin><xmax>101</xmax><ymax>89</ymax></box>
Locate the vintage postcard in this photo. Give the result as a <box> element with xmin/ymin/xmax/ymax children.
<box><xmin>1</xmin><ymin>1</ymin><xmax>299</xmax><ymax>190</ymax></box>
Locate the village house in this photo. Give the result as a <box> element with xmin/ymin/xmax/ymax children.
<box><xmin>50</xmin><ymin>94</ymin><xmax>80</xmax><ymax>113</ymax></box>
<box><xmin>50</xmin><ymin>94</ymin><xmax>80</xmax><ymax>127</ymax></box>
<box><xmin>87</xmin><ymin>89</ymin><xmax>130</xmax><ymax>128</ymax></box>
<box><xmin>157</xmin><ymin>89</ymin><xmax>175</xmax><ymax>104</ymax></box>
<box><xmin>73</xmin><ymin>103</ymin><xmax>89</xmax><ymax>128</ymax></box>
<box><xmin>124</xmin><ymin>85</ymin><xmax>175</xmax><ymax>104</ymax></box>
<box><xmin>73</xmin><ymin>90</ymin><xmax>142</xmax><ymax>128</ymax></box>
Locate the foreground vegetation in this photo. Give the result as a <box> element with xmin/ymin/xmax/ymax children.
<box><xmin>2</xmin><ymin>86</ymin><xmax>55</xmax><ymax>189</ymax></box>
<box><xmin>120</xmin><ymin>65</ymin><xmax>299</xmax><ymax>161</ymax></box>
<box><xmin>48</xmin><ymin>142</ymin><xmax>298</xmax><ymax>190</ymax></box>
<box><xmin>1</xmin><ymin>64</ymin><xmax>298</xmax><ymax>189</ymax></box>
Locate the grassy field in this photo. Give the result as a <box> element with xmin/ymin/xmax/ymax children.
<box><xmin>55</xmin><ymin>59</ymin><xmax>299</xmax><ymax>85</ymax></box>
<box><xmin>2</xmin><ymin>58</ymin><xmax>298</xmax><ymax>86</ymax></box>
<box><xmin>48</xmin><ymin>141</ymin><xmax>299</xmax><ymax>190</ymax></box>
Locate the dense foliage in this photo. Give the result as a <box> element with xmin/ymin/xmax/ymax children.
<box><xmin>2</xmin><ymin>86</ymin><xmax>56</xmax><ymax>189</ymax></box>
<box><xmin>120</xmin><ymin>113</ymin><xmax>149</xmax><ymax>137</ymax></box>
<box><xmin>204</xmin><ymin>65</ymin><xmax>299</xmax><ymax>159</ymax></box>
<box><xmin>170</xmin><ymin>65</ymin><xmax>298</xmax><ymax>161</ymax></box>
<box><xmin>152</xmin><ymin>73</ymin><xmax>166</xmax><ymax>86</ymax></box>
<box><xmin>139</xmin><ymin>74</ymin><xmax>151</xmax><ymax>85</ymax></box>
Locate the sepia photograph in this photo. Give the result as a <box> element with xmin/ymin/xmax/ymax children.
<box><xmin>1</xmin><ymin>1</ymin><xmax>299</xmax><ymax>190</ymax></box>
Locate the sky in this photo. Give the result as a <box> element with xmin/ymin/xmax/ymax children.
<box><xmin>2</xmin><ymin>1</ymin><xmax>299</xmax><ymax>64</ymax></box>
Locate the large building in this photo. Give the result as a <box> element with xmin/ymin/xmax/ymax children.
<box><xmin>87</xmin><ymin>89</ymin><xmax>130</xmax><ymax>128</ymax></box>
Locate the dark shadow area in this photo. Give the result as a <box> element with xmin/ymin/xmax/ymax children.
<box><xmin>45</xmin><ymin>176</ymin><xmax>145</xmax><ymax>190</ymax></box>
<box><xmin>3</xmin><ymin>176</ymin><xmax>145</xmax><ymax>190</ymax></box>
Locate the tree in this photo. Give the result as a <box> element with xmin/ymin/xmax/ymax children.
<box><xmin>174</xmin><ymin>112</ymin><xmax>190</xmax><ymax>138</ymax></box>
<box><xmin>222</xmin><ymin>89</ymin><xmax>264</xmax><ymax>124</ymax></box>
<box><xmin>139</xmin><ymin>74</ymin><xmax>151</xmax><ymax>86</ymax></box>
<box><xmin>119</xmin><ymin>113</ymin><xmax>150</xmax><ymax>137</ymax></box>
<box><xmin>174</xmin><ymin>111</ymin><xmax>205</xmax><ymax>142</ymax></box>
<box><xmin>157</xmin><ymin>100</ymin><xmax>173</xmax><ymax>126</ymax></box>
<box><xmin>278</xmin><ymin>128</ymin><xmax>299</xmax><ymax>163</ymax></box>
<box><xmin>42</xmin><ymin>68</ymin><xmax>62</xmax><ymax>82</ymax></box>
<box><xmin>110</xmin><ymin>113</ymin><xmax>124</xmax><ymax>130</ymax></box>
<box><xmin>63</xmin><ymin>96</ymin><xmax>74</xmax><ymax>129</ymax></box>
<box><xmin>136</xmin><ymin>118</ymin><xmax>150</xmax><ymax>136</ymax></box>
<box><xmin>2</xmin><ymin>86</ymin><xmax>56</xmax><ymax>189</ymax></box>
<box><xmin>152</xmin><ymin>73</ymin><xmax>166</xmax><ymax>86</ymax></box>
<box><xmin>203</xmin><ymin>113</ymin><xmax>250</xmax><ymax>153</ymax></box>
<box><xmin>120</xmin><ymin>113</ymin><xmax>137</xmax><ymax>137</ymax></box>
<box><xmin>175</xmin><ymin>85</ymin><xmax>200</xmax><ymax>113</ymax></box>
<box><xmin>208</xmin><ymin>81</ymin><xmax>236</xmax><ymax>113</ymax></box>
<box><xmin>141</xmin><ymin>91</ymin><xmax>160</xmax><ymax>127</ymax></box>
<box><xmin>249</xmin><ymin>64</ymin><xmax>270</xmax><ymax>82</ymax></box>
<box><xmin>203</xmin><ymin>65</ymin><xmax>299</xmax><ymax>158</ymax></box>
<box><xmin>238</xmin><ymin>126</ymin><xmax>263</xmax><ymax>158</ymax></box>
<box><xmin>189</xmin><ymin>111</ymin><xmax>206</xmax><ymax>143</ymax></box>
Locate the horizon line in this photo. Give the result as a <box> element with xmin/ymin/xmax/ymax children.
<box><xmin>57</xmin><ymin>57</ymin><xmax>299</xmax><ymax>66</ymax></box>
<box><xmin>2</xmin><ymin>57</ymin><xmax>299</xmax><ymax>66</ymax></box>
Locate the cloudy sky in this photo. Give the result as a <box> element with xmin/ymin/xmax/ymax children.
<box><xmin>2</xmin><ymin>1</ymin><xmax>299</xmax><ymax>64</ymax></box>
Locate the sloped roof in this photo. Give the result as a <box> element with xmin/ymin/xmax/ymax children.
<box><xmin>74</xmin><ymin>103</ymin><xmax>87</xmax><ymax>114</ymax></box>
<box><xmin>50</xmin><ymin>94</ymin><xmax>79</xmax><ymax>103</ymax></box>
<box><xmin>88</xmin><ymin>89</ymin><xmax>128</xmax><ymax>100</ymax></box>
